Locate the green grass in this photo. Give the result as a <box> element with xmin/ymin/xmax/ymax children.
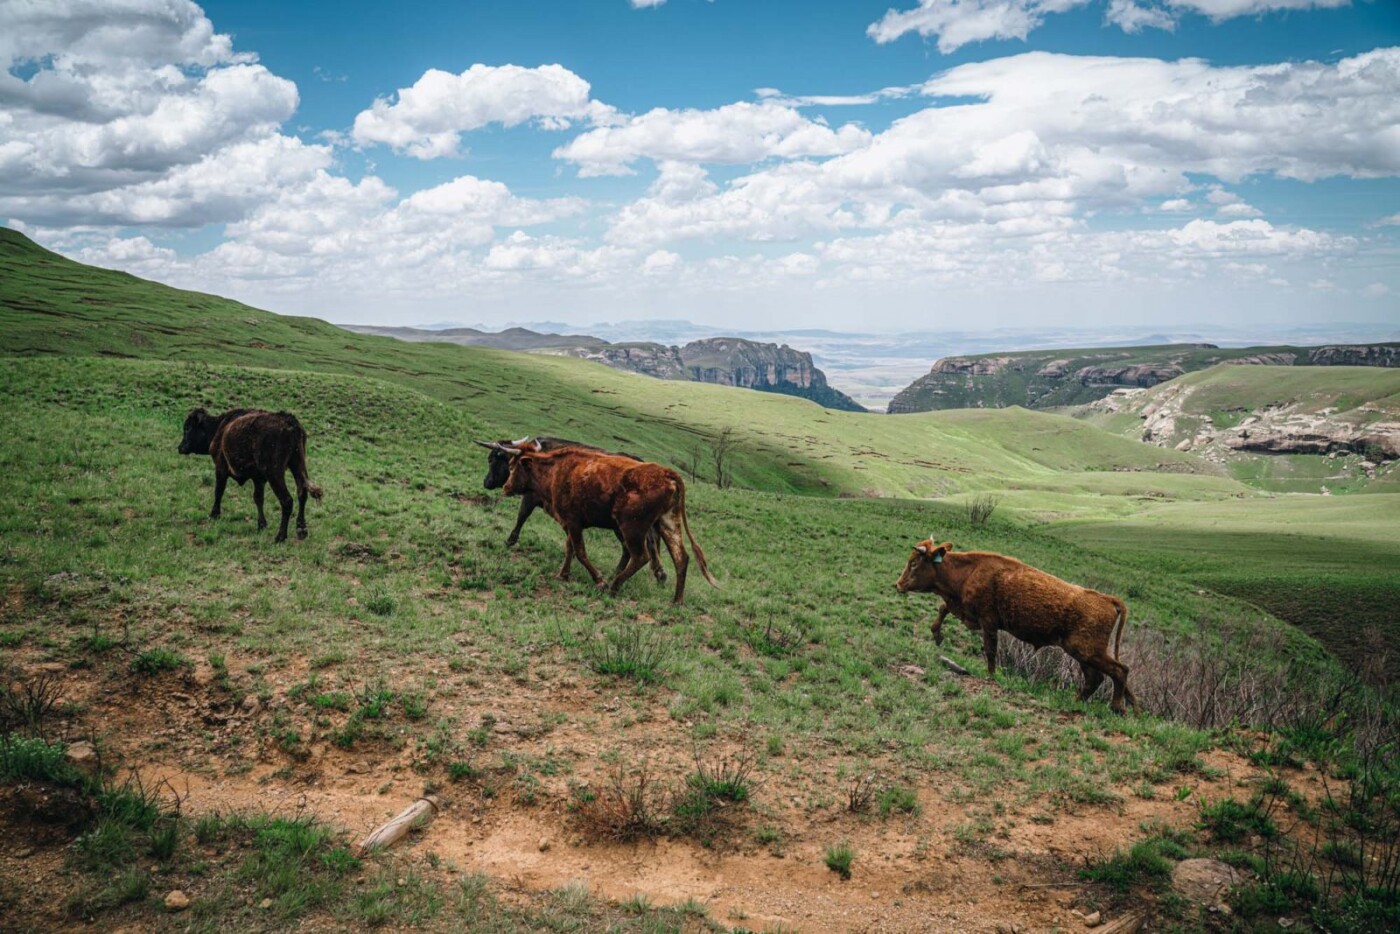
<box><xmin>1054</xmin><ymin>495</ymin><xmax>1400</xmax><ymax>679</ymax></box>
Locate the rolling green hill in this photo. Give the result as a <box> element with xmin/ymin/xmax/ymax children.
<box><xmin>0</xmin><ymin>227</ymin><xmax>1229</xmax><ymax>510</ymax></box>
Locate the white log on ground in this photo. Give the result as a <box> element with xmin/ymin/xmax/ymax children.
<box><xmin>938</xmin><ymin>656</ymin><xmax>972</xmax><ymax>677</ymax></box>
<box><xmin>356</xmin><ymin>796</ymin><xmax>441</xmax><ymax>857</ymax></box>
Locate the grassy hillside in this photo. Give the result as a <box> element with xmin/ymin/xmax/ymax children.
<box><xmin>887</xmin><ymin>341</ymin><xmax>1400</xmax><ymax>414</ymax></box>
<box><xmin>3</xmin><ymin>232</ymin><xmax>1398</xmax><ymax>931</ymax></box>
<box><xmin>1049</xmin><ymin>495</ymin><xmax>1400</xmax><ymax>681</ymax></box>
<box><xmin>0</xmin><ymin>227</ymin><xmax>1228</xmax><ymax>509</ymax></box>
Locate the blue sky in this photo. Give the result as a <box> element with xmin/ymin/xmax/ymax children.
<box><xmin>2</xmin><ymin>0</ymin><xmax>1398</xmax><ymax>332</ymax></box>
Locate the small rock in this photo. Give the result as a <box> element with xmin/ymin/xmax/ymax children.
<box><xmin>241</xmin><ymin>694</ymin><xmax>262</xmax><ymax>714</ymax></box>
<box><xmin>14</xmin><ymin>847</ymin><xmax>34</xmax><ymax>859</ymax></box>
<box><xmin>870</xmin><ymin>891</ymin><xmax>880</xmax><ymax>899</ymax></box>
<box><xmin>1083</xmin><ymin>911</ymin><xmax>1101</xmax><ymax>927</ymax></box>
<box><xmin>65</xmin><ymin>741</ymin><xmax>98</xmax><ymax>773</ymax></box>
<box><xmin>164</xmin><ymin>890</ymin><xmax>190</xmax><ymax>912</ymax></box>
<box><xmin>1278</xmin><ymin>919</ymin><xmax>1294</xmax><ymax>929</ymax></box>
<box><xmin>260</xmin><ymin>898</ymin><xmax>273</xmax><ymax>909</ymax></box>
<box><xmin>538</xmin><ymin>837</ymin><xmax>551</xmax><ymax>852</ymax></box>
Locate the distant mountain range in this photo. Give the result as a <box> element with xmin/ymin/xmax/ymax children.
<box><xmin>339</xmin><ymin>324</ymin><xmax>868</xmax><ymax>412</ymax></box>
<box><xmin>395</xmin><ymin>319</ymin><xmax>1399</xmax><ymax>410</ymax></box>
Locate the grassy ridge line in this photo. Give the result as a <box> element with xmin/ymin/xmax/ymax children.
<box><xmin>0</xmin><ymin>227</ymin><xmax>1230</xmax><ymax>505</ymax></box>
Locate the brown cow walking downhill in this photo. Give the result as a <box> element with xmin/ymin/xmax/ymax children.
<box><xmin>475</xmin><ymin>436</ymin><xmax>667</xmax><ymax>583</ymax></box>
<box><xmin>494</xmin><ymin>446</ymin><xmax>718</xmax><ymax>604</ymax></box>
<box><xmin>895</xmin><ymin>540</ymin><xmax>1139</xmax><ymax>714</ymax></box>
<box><xmin>179</xmin><ymin>408</ymin><xmax>323</xmax><ymax>543</ymax></box>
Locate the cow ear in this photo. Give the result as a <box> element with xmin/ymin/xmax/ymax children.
<box><xmin>932</xmin><ymin>542</ymin><xmax>952</xmax><ymax>564</ymax></box>
<box><xmin>915</xmin><ymin>544</ymin><xmax>928</xmax><ymax>554</ymax></box>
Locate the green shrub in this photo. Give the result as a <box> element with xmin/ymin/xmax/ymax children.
<box><xmin>824</xmin><ymin>842</ymin><xmax>854</xmax><ymax>880</ymax></box>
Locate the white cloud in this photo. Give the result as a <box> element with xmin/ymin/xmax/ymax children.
<box><xmin>870</xmin><ymin>0</ymin><xmax>1352</xmax><ymax>51</ymax></box>
<box><xmin>1362</xmin><ymin>282</ymin><xmax>1392</xmax><ymax>298</ymax></box>
<box><xmin>1109</xmin><ymin>2</ymin><xmax>1349</xmax><ymax>35</ymax></box>
<box><xmin>631</xmin><ymin>0</ymin><xmax>667</xmax><ymax>7</ymax></box>
<box><xmin>350</xmin><ymin>64</ymin><xmax>614</xmax><ymax>159</ymax></box>
<box><xmin>0</xmin><ymin>0</ymin><xmax>299</xmax><ymax>219</ymax></box>
<box><xmin>553</xmin><ymin>101</ymin><xmax>871</xmax><ymax>176</ymax></box>
<box><xmin>1373</xmin><ymin>212</ymin><xmax>1400</xmax><ymax>227</ymax></box>
<box><xmin>867</xmin><ymin>1</ymin><xmax>1092</xmax><ymax>51</ymax></box>
<box><xmin>604</xmin><ymin>50</ymin><xmax>1399</xmax><ymax>250</ymax></box>
<box><xmin>1158</xmin><ymin>198</ymin><xmax>1194</xmax><ymax>211</ymax></box>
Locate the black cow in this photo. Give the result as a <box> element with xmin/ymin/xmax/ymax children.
<box><xmin>476</xmin><ymin>436</ymin><xmax>666</xmax><ymax>582</ymax></box>
<box><xmin>179</xmin><ymin>408</ymin><xmax>322</xmax><ymax>542</ymax></box>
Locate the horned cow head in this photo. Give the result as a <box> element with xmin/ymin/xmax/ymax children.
<box><xmin>894</xmin><ymin>538</ymin><xmax>952</xmax><ymax>593</ymax></box>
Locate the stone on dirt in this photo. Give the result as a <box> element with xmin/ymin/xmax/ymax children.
<box><xmin>163</xmin><ymin>890</ymin><xmax>190</xmax><ymax>911</ymax></box>
<box><xmin>65</xmin><ymin>741</ymin><xmax>97</xmax><ymax>773</ymax></box>
<box><xmin>1171</xmin><ymin>858</ymin><xmax>1248</xmax><ymax>913</ymax></box>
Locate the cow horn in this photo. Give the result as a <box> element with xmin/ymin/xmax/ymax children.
<box><xmin>473</xmin><ymin>440</ymin><xmax>496</xmax><ymax>449</ymax></box>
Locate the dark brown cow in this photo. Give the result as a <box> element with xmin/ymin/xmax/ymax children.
<box><xmin>497</xmin><ymin>446</ymin><xmax>718</xmax><ymax>604</ymax></box>
<box><xmin>179</xmin><ymin>408</ymin><xmax>323</xmax><ymax>543</ymax></box>
<box><xmin>475</xmin><ymin>436</ymin><xmax>666</xmax><ymax>583</ymax></box>
<box><xmin>895</xmin><ymin>540</ymin><xmax>1138</xmax><ymax>714</ymax></box>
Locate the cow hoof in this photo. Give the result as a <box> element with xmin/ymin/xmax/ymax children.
<box><xmin>258</xmin><ymin>521</ymin><xmax>267</xmax><ymax>531</ymax></box>
<box><xmin>297</xmin><ymin>528</ymin><xmax>308</xmax><ymax>540</ymax></box>
<box><xmin>505</xmin><ymin>537</ymin><xmax>519</xmax><ymax>547</ymax></box>
<box><xmin>274</xmin><ymin>535</ymin><xmax>287</xmax><ymax>544</ymax></box>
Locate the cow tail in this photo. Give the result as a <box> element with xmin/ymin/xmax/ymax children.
<box><xmin>1112</xmin><ymin>597</ymin><xmax>1127</xmax><ymax>660</ymax></box>
<box><xmin>678</xmin><ymin>479</ymin><xmax>719</xmax><ymax>588</ymax></box>
<box><xmin>289</xmin><ymin>416</ymin><xmax>323</xmax><ymax>500</ymax></box>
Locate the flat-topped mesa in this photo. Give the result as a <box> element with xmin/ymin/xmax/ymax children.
<box><xmin>679</xmin><ymin>338</ymin><xmax>817</xmax><ymax>390</ymax></box>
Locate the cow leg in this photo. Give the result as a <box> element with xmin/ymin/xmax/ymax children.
<box><xmin>611</xmin><ymin>530</ymin><xmax>631</xmax><ymax>579</ymax></box>
<box><xmin>291</xmin><ymin>471</ymin><xmax>309</xmax><ymax>540</ymax></box>
<box><xmin>1075</xmin><ymin>659</ymin><xmax>1106</xmax><ymax>702</ymax></box>
<box><xmin>931</xmin><ymin>602</ymin><xmax>951</xmax><ymax>645</ymax></box>
<box><xmin>658</xmin><ymin>515</ymin><xmax>689</xmax><ymax>605</ymax></box>
<box><xmin>557</xmin><ymin>536</ymin><xmax>574</xmax><ymax>580</ymax></box>
<box><xmin>568</xmin><ymin>528</ymin><xmax>607</xmax><ymax>587</ymax></box>
<box><xmin>211</xmin><ymin>467</ymin><xmax>230</xmax><ymax>519</ymax></box>
<box><xmin>253</xmin><ymin>478</ymin><xmax>268</xmax><ymax>530</ymax></box>
<box><xmin>610</xmin><ymin>524</ymin><xmax>659</xmax><ymax>599</ymax></box>
<box><xmin>507</xmin><ymin>494</ymin><xmax>538</xmax><ymax>547</ymax></box>
<box><xmin>1078</xmin><ymin>650</ymin><xmax>1134</xmax><ymax>715</ymax></box>
<box><xmin>268</xmin><ymin>473</ymin><xmax>294</xmax><ymax>543</ymax></box>
<box><xmin>981</xmin><ymin>624</ymin><xmax>999</xmax><ymax>679</ymax></box>
<box><xmin>646</xmin><ymin>525</ymin><xmax>667</xmax><ymax>584</ymax></box>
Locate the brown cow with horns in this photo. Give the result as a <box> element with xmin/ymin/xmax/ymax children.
<box><xmin>490</xmin><ymin>444</ymin><xmax>718</xmax><ymax>604</ymax></box>
<box><xmin>895</xmin><ymin>539</ymin><xmax>1138</xmax><ymax>714</ymax></box>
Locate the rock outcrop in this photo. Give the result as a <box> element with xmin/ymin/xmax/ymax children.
<box><xmin>1309</xmin><ymin>344</ymin><xmax>1400</xmax><ymax>367</ymax></box>
<box><xmin>1075</xmin><ymin>364</ymin><xmax>1184</xmax><ymax>387</ymax></box>
<box><xmin>888</xmin><ymin>342</ymin><xmax>1400</xmax><ymax>414</ymax></box>
<box><xmin>574</xmin><ymin>342</ymin><xmax>687</xmax><ymax>380</ymax></box>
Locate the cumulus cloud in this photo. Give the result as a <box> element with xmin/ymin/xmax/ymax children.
<box><xmin>0</xmin><ymin>0</ymin><xmax>309</xmax><ymax>227</ymax></box>
<box><xmin>554</xmin><ymin>100</ymin><xmax>871</xmax><ymax>176</ymax></box>
<box><xmin>605</xmin><ymin>50</ymin><xmax>1400</xmax><ymax>250</ymax></box>
<box><xmin>869</xmin><ymin>0</ymin><xmax>1352</xmax><ymax>51</ymax></box>
<box><xmin>868</xmin><ymin>0</ymin><xmax>1092</xmax><ymax>51</ymax></box>
<box><xmin>350</xmin><ymin>64</ymin><xmax>615</xmax><ymax>158</ymax></box>
<box><xmin>630</xmin><ymin>0</ymin><xmax>667</xmax><ymax>7</ymax></box>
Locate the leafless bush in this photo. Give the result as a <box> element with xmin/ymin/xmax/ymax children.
<box><xmin>712</xmin><ymin>427</ymin><xmax>735</xmax><ymax>490</ymax></box>
<box><xmin>846</xmin><ymin>771</ymin><xmax>881</xmax><ymax>814</ymax></box>
<box><xmin>1</xmin><ymin>668</ymin><xmax>67</xmax><ymax>738</ymax></box>
<box><xmin>965</xmin><ymin>493</ymin><xmax>1000</xmax><ymax>527</ymax></box>
<box><xmin>996</xmin><ymin>615</ymin><xmax>1400</xmax><ymax>741</ymax></box>
<box><xmin>570</xmin><ymin>762</ymin><xmax>667</xmax><ymax>842</ymax></box>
